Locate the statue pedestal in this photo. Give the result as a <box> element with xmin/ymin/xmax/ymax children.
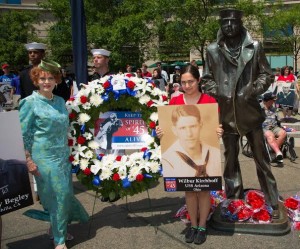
<box><xmin>210</xmin><ymin>202</ymin><xmax>290</xmax><ymax>235</ymax></box>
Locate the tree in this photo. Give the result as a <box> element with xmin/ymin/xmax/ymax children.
<box><xmin>41</xmin><ymin>0</ymin><xmax>155</xmax><ymax>70</ymax></box>
<box><xmin>262</xmin><ymin>2</ymin><xmax>300</xmax><ymax>71</ymax></box>
<box><xmin>148</xmin><ymin>0</ymin><xmax>269</xmax><ymax>64</ymax></box>
<box><xmin>42</xmin><ymin>0</ymin><xmax>292</xmax><ymax>69</ymax></box>
<box><xmin>0</xmin><ymin>10</ymin><xmax>39</xmax><ymax>69</ymax></box>
<box><xmin>39</xmin><ymin>0</ymin><xmax>73</xmax><ymax>66</ymax></box>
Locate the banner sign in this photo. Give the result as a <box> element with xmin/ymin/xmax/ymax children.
<box><xmin>94</xmin><ymin>111</ymin><xmax>148</xmax><ymax>150</ymax></box>
<box><xmin>0</xmin><ymin>111</ymin><xmax>33</xmax><ymax>215</ymax></box>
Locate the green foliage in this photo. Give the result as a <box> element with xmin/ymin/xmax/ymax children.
<box><xmin>2</xmin><ymin>0</ymin><xmax>297</xmax><ymax>71</ymax></box>
<box><xmin>38</xmin><ymin>0</ymin><xmax>73</xmax><ymax>65</ymax></box>
<box><xmin>0</xmin><ymin>10</ymin><xmax>39</xmax><ymax>69</ymax></box>
<box><xmin>263</xmin><ymin>1</ymin><xmax>300</xmax><ymax>68</ymax></box>
<box><xmin>148</xmin><ymin>0</ymin><xmax>220</xmax><ymax>62</ymax></box>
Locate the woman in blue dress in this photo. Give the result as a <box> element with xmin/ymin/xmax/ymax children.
<box><xmin>19</xmin><ymin>60</ymin><xmax>89</xmax><ymax>249</ymax></box>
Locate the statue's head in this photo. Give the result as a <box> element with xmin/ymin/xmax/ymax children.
<box><xmin>219</xmin><ymin>9</ymin><xmax>243</xmax><ymax>38</ymax></box>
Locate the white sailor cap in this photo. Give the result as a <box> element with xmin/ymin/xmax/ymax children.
<box><xmin>25</xmin><ymin>42</ymin><xmax>46</xmax><ymax>51</ymax></box>
<box><xmin>91</xmin><ymin>49</ymin><xmax>111</xmax><ymax>57</ymax></box>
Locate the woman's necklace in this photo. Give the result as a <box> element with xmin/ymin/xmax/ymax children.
<box><xmin>37</xmin><ymin>91</ymin><xmax>54</xmax><ymax>100</ymax></box>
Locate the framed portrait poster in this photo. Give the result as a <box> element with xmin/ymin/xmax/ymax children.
<box><xmin>158</xmin><ymin>104</ymin><xmax>222</xmax><ymax>192</ymax></box>
<box><xmin>275</xmin><ymin>81</ymin><xmax>297</xmax><ymax>109</ymax></box>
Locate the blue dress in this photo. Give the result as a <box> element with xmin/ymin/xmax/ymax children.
<box><xmin>19</xmin><ymin>91</ymin><xmax>89</xmax><ymax>245</ymax></box>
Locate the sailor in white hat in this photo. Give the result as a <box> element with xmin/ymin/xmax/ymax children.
<box><xmin>20</xmin><ymin>42</ymin><xmax>70</xmax><ymax>101</ymax></box>
<box><xmin>89</xmin><ymin>48</ymin><xmax>111</xmax><ymax>81</ymax></box>
<box><xmin>24</xmin><ymin>42</ymin><xmax>47</xmax><ymax>67</ymax></box>
<box><xmin>25</xmin><ymin>42</ymin><xmax>47</xmax><ymax>51</ymax></box>
<box><xmin>20</xmin><ymin>42</ymin><xmax>47</xmax><ymax>99</ymax></box>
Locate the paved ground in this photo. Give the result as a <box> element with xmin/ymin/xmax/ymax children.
<box><xmin>1</xmin><ymin>147</ymin><xmax>300</xmax><ymax>249</ymax></box>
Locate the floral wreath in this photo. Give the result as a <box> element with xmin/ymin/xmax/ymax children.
<box><xmin>66</xmin><ymin>74</ymin><xmax>168</xmax><ymax>200</ymax></box>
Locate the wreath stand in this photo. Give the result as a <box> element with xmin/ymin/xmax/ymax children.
<box><xmin>87</xmin><ymin>188</ymin><xmax>158</xmax><ymax>238</ymax></box>
<box><xmin>124</xmin><ymin>189</ymin><xmax>159</xmax><ymax>233</ymax></box>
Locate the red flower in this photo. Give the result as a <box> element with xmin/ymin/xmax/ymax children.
<box><xmin>69</xmin><ymin>112</ymin><xmax>76</xmax><ymax>119</ymax></box>
<box><xmin>237</xmin><ymin>207</ymin><xmax>253</xmax><ymax>221</ymax></box>
<box><xmin>136</xmin><ymin>174</ymin><xmax>144</xmax><ymax>182</ymax></box>
<box><xmin>77</xmin><ymin>136</ymin><xmax>86</xmax><ymax>144</ymax></box>
<box><xmin>149</xmin><ymin>121</ymin><xmax>156</xmax><ymax>129</ymax></box>
<box><xmin>112</xmin><ymin>173</ymin><xmax>120</xmax><ymax>181</ymax></box>
<box><xmin>68</xmin><ymin>139</ymin><xmax>74</xmax><ymax>146</ymax></box>
<box><xmin>69</xmin><ymin>155</ymin><xmax>74</xmax><ymax>162</ymax></box>
<box><xmin>284</xmin><ymin>197</ymin><xmax>299</xmax><ymax>210</ymax></box>
<box><xmin>141</xmin><ymin>147</ymin><xmax>147</xmax><ymax>152</ymax></box>
<box><xmin>99</xmin><ymin>153</ymin><xmax>105</xmax><ymax>157</ymax></box>
<box><xmin>147</xmin><ymin>100</ymin><xmax>154</xmax><ymax>107</ymax></box>
<box><xmin>252</xmin><ymin>209</ymin><xmax>270</xmax><ymax>222</ymax></box>
<box><xmin>294</xmin><ymin>222</ymin><xmax>300</xmax><ymax>230</ymax></box>
<box><xmin>151</xmin><ymin>82</ymin><xmax>156</xmax><ymax>88</ymax></box>
<box><xmin>83</xmin><ymin>167</ymin><xmax>91</xmax><ymax>175</ymax></box>
<box><xmin>127</xmin><ymin>81</ymin><xmax>136</xmax><ymax>89</ymax></box>
<box><xmin>246</xmin><ymin>190</ymin><xmax>265</xmax><ymax>210</ymax></box>
<box><xmin>80</xmin><ymin>96</ymin><xmax>88</xmax><ymax>104</ymax></box>
<box><xmin>103</xmin><ymin>81</ymin><xmax>111</xmax><ymax>89</ymax></box>
<box><xmin>162</xmin><ymin>95</ymin><xmax>168</xmax><ymax>101</ymax></box>
<box><xmin>68</xmin><ymin>97</ymin><xmax>75</xmax><ymax>101</ymax></box>
<box><xmin>186</xmin><ymin>213</ymin><xmax>191</xmax><ymax>221</ymax></box>
<box><xmin>228</xmin><ymin>199</ymin><xmax>245</xmax><ymax>214</ymax></box>
<box><xmin>116</xmin><ymin>155</ymin><xmax>122</xmax><ymax>161</ymax></box>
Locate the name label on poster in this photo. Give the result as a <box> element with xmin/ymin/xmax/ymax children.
<box><xmin>164</xmin><ymin>177</ymin><xmax>222</xmax><ymax>192</ymax></box>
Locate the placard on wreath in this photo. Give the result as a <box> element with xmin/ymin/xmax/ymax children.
<box><xmin>66</xmin><ymin>75</ymin><xmax>168</xmax><ymax>200</ymax></box>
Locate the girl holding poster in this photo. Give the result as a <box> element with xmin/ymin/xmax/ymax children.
<box><xmin>156</xmin><ymin>65</ymin><xmax>223</xmax><ymax>245</ymax></box>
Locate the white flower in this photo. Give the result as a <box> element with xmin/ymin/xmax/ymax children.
<box><xmin>129</xmin><ymin>166</ymin><xmax>141</xmax><ymax>178</ymax></box>
<box><xmin>128</xmin><ymin>174</ymin><xmax>136</xmax><ymax>182</ymax></box>
<box><xmin>150</xmin><ymin>146</ymin><xmax>162</xmax><ymax>160</ymax></box>
<box><xmin>90</xmin><ymin>159</ymin><xmax>102</xmax><ymax>174</ymax></box>
<box><xmin>78</xmin><ymin>113</ymin><xmax>91</xmax><ymax>124</ymax></box>
<box><xmin>85</xmin><ymin>150</ymin><xmax>94</xmax><ymax>159</ymax></box>
<box><xmin>102</xmin><ymin>154</ymin><xmax>116</xmax><ymax>166</ymax></box>
<box><xmin>72</xmin><ymin>157</ymin><xmax>79</xmax><ymax>166</ymax></box>
<box><xmin>80</xmin><ymin>87</ymin><xmax>91</xmax><ymax>97</ymax></box>
<box><xmin>143</xmin><ymin>134</ymin><xmax>154</xmax><ymax>146</ymax></box>
<box><xmin>90</xmin><ymin>94</ymin><xmax>103</xmax><ymax>107</ymax></box>
<box><xmin>118</xmin><ymin>170</ymin><xmax>127</xmax><ymax>180</ymax></box>
<box><xmin>138</xmin><ymin>95</ymin><xmax>151</xmax><ymax>105</ymax></box>
<box><xmin>150</xmin><ymin>112</ymin><xmax>158</xmax><ymax>122</ymax></box>
<box><xmin>148</xmin><ymin>161</ymin><xmax>161</xmax><ymax>173</ymax></box>
<box><xmin>79</xmin><ymin>158</ymin><xmax>89</xmax><ymax>170</ymax></box>
<box><xmin>100</xmin><ymin>167</ymin><xmax>112</xmax><ymax>180</ymax></box>
<box><xmin>127</xmin><ymin>152</ymin><xmax>143</xmax><ymax>165</ymax></box>
<box><xmin>99</xmin><ymin>75</ymin><xmax>110</xmax><ymax>83</ymax></box>
<box><xmin>72</xmin><ymin>145</ymin><xmax>88</xmax><ymax>158</ymax></box>
<box><xmin>83</xmin><ymin>132</ymin><xmax>93</xmax><ymax>140</ymax></box>
<box><xmin>82</xmin><ymin>102</ymin><xmax>91</xmax><ymax>110</ymax></box>
<box><xmin>88</xmin><ymin>140</ymin><xmax>100</xmax><ymax>149</ymax></box>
